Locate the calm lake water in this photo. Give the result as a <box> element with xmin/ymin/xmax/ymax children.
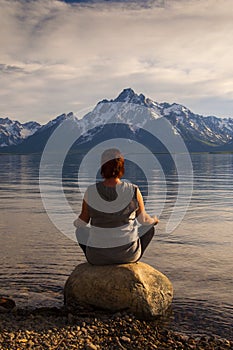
<box><xmin>0</xmin><ymin>152</ymin><xmax>232</xmax><ymax>339</ymax></box>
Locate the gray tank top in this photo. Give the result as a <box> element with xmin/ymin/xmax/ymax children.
<box><xmin>84</xmin><ymin>181</ymin><xmax>142</xmax><ymax>264</ymax></box>
<box><xmin>86</xmin><ymin>181</ymin><xmax>138</xmax><ymax>227</ymax></box>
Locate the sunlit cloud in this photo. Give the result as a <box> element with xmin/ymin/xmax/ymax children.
<box><xmin>0</xmin><ymin>0</ymin><xmax>233</xmax><ymax>122</ymax></box>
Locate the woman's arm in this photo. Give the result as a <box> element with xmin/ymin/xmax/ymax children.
<box><xmin>136</xmin><ymin>188</ymin><xmax>159</xmax><ymax>226</ymax></box>
<box><xmin>73</xmin><ymin>199</ymin><xmax>90</xmax><ymax>228</ymax></box>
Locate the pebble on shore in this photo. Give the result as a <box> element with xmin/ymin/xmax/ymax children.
<box><xmin>0</xmin><ymin>307</ymin><xmax>232</xmax><ymax>350</ymax></box>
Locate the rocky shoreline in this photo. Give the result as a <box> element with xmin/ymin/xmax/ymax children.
<box><xmin>0</xmin><ymin>306</ymin><xmax>232</xmax><ymax>350</ymax></box>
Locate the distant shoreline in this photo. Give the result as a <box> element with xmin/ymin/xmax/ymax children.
<box><xmin>0</xmin><ymin>150</ymin><xmax>233</xmax><ymax>156</ymax></box>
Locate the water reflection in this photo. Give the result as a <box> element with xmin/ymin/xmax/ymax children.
<box><xmin>0</xmin><ymin>153</ymin><xmax>232</xmax><ymax>339</ymax></box>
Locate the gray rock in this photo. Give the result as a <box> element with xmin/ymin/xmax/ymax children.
<box><xmin>0</xmin><ymin>297</ymin><xmax>16</xmax><ymax>313</ymax></box>
<box><xmin>64</xmin><ymin>262</ymin><xmax>173</xmax><ymax>319</ymax></box>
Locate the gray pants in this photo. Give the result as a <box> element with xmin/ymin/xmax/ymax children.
<box><xmin>76</xmin><ymin>225</ymin><xmax>155</xmax><ymax>264</ymax></box>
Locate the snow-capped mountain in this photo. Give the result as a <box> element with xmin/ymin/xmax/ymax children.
<box><xmin>162</xmin><ymin>103</ymin><xmax>233</xmax><ymax>147</ymax></box>
<box><xmin>72</xmin><ymin>88</ymin><xmax>233</xmax><ymax>152</ymax></box>
<box><xmin>109</xmin><ymin>88</ymin><xmax>233</xmax><ymax>147</ymax></box>
<box><xmin>1</xmin><ymin>88</ymin><xmax>233</xmax><ymax>153</ymax></box>
<box><xmin>0</xmin><ymin>112</ymin><xmax>80</xmax><ymax>153</ymax></box>
<box><xmin>0</xmin><ymin>117</ymin><xmax>40</xmax><ymax>147</ymax></box>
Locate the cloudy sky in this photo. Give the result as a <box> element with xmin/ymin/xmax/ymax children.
<box><xmin>0</xmin><ymin>0</ymin><xmax>233</xmax><ymax>124</ymax></box>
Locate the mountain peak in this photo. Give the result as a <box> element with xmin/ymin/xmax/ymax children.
<box><xmin>114</xmin><ymin>88</ymin><xmax>147</xmax><ymax>105</ymax></box>
<box><xmin>98</xmin><ymin>88</ymin><xmax>153</xmax><ymax>108</ymax></box>
<box><xmin>115</xmin><ymin>87</ymin><xmax>136</xmax><ymax>100</ymax></box>
<box><xmin>97</xmin><ymin>88</ymin><xmax>162</xmax><ymax>111</ymax></box>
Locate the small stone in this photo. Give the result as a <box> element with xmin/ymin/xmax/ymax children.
<box><xmin>18</xmin><ymin>338</ymin><xmax>28</xmax><ymax>343</ymax></box>
<box><xmin>224</xmin><ymin>340</ymin><xmax>231</xmax><ymax>346</ymax></box>
<box><xmin>90</xmin><ymin>325</ymin><xmax>98</xmax><ymax>330</ymax></box>
<box><xmin>85</xmin><ymin>342</ymin><xmax>98</xmax><ymax>350</ymax></box>
<box><xmin>120</xmin><ymin>336</ymin><xmax>131</xmax><ymax>343</ymax></box>
<box><xmin>88</xmin><ymin>328</ymin><xmax>95</xmax><ymax>333</ymax></box>
<box><xmin>9</xmin><ymin>333</ymin><xmax>15</xmax><ymax>341</ymax></box>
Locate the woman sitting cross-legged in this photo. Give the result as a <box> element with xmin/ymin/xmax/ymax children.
<box><xmin>74</xmin><ymin>148</ymin><xmax>159</xmax><ymax>265</ymax></box>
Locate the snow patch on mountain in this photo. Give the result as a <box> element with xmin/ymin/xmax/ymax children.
<box><xmin>0</xmin><ymin>117</ymin><xmax>40</xmax><ymax>147</ymax></box>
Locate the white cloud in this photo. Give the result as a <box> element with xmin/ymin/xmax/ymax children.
<box><xmin>0</xmin><ymin>0</ymin><xmax>233</xmax><ymax>122</ymax></box>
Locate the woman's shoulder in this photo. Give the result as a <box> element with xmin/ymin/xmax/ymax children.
<box><xmin>86</xmin><ymin>182</ymin><xmax>109</xmax><ymax>193</ymax></box>
<box><xmin>121</xmin><ymin>181</ymin><xmax>138</xmax><ymax>191</ymax></box>
<box><xmin>122</xmin><ymin>181</ymin><xmax>137</xmax><ymax>187</ymax></box>
<box><xmin>84</xmin><ymin>183</ymin><xmax>99</xmax><ymax>196</ymax></box>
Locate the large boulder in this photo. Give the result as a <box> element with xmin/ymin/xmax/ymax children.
<box><xmin>64</xmin><ymin>262</ymin><xmax>173</xmax><ymax>319</ymax></box>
